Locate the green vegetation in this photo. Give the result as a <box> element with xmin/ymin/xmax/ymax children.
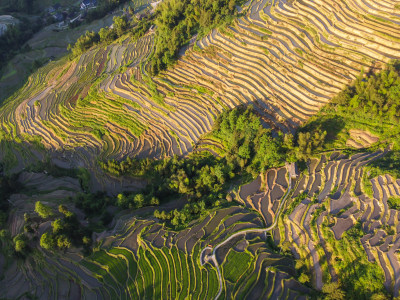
<box><xmin>387</xmin><ymin>196</ymin><xmax>400</xmax><ymax>210</ymax></box>
<box><xmin>0</xmin><ymin>171</ymin><xmax>19</xmax><ymax>228</ymax></box>
<box><xmin>36</xmin><ymin>203</ymin><xmax>92</xmax><ymax>252</ymax></box>
<box><xmin>322</xmin><ymin>282</ymin><xmax>346</xmax><ymax>300</ymax></box>
<box><xmin>68</xmin><ymin>16</ymin><xmax>130</xmax><ymax>56</ymax></box>
<box><xmin>211</xmin><ymin>105</ymin><xmax>287</xmax><ymax>173</ymax></box>
<box><xmin>103</xmin><ymin>152</ymin><xmax>231</xmax><ymax>228</ymax></box>
<box><xmin>324</xmin><ymin>222</ymin><xmax>387</xmax><ymax>299</ymax></box>
<box><xmin>101</xmin><ymin>105</ymin><xmax>329</xmax><ymax>228</ymax></box>
<box><xmin>0</xmin><ymin>18</ymin><xmax>43</xmax><ymax>74</ymax></box>
<box><xmin>149</xmin><ymin>0</ymin><xmax>245</xmax><ymax>74</ymax></box>
<box><xmin>34</xmin><ymin>201</ymin><xmax>54</xmax><ymax>219</ymax></box>
<box><xmin>222</xmin><ymin>250</ymin><xmax>252</xmax><ymax>283</ymax></box>
<box><xmin>301</xmin><ymin>62</ymin><xmax>400</xmax><ymax>152</ymax></box>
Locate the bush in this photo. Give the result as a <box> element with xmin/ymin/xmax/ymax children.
<box><xmin>40</xmin><ymin>232</ymin><xmax>56</xmax><ymax>250</ymax></box>
<box><xmin>387</xmin><ymin>196</ymin><xmax>400</xmax><ymax>210</ymax></box>
<box><xmin>35</xmin><ymin>201</ymin><xmax>54</xmax><ymax>219</ymax></box>
<box><xmin>322</xmin><ymin>282</ymin><xmax>346</xmax><ymax>300</ymax></box>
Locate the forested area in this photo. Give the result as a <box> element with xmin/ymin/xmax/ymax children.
<box><xmin>1</xmin><ymin>0</ymin><xmax>35</xmax><ymax>14</ymax></box>
<box><xmin>68</xmin><ymin>15</ymin><xmax>136</xmax><ymax>56</ymax></box>
<box><xmin>100</xmin><ymin>105</ymin><xmax>327</xmax><ymax>228</ymax></box>
<box><xmin>0</xmin><ymin>18</ymin><xmax>42</xmax><ymax>72</ymax></box>
<box><xmin>35</xmin><ymin>202</ymin><xmax>92</xmax><ymax>253</ymax></box>
<box><xmin>69</xmin><ymin>0</ymin><xmax>247</xmax><ymax>73</ymax></box>
<box><xmin>332</xmin><ymin>62</ymin><xmax>400</xmax><ymax>122</ymax></box>
<box><xmin>0</xmin><ymin>169</ymin><xmax>19</xmax><ymax>229</ymax></box>
<box><xmin>149</xmin><ymin>0</ymin><xmax>245</xmax><ymax>74</ymax></box>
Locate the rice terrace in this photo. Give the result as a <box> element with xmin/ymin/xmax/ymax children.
<box><xmin>1</xmin><ymin>0</ymin><xmax>400</xmax><ymax>299</ymax></box>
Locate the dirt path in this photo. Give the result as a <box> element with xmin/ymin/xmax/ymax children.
<box><xmin>200</xmin><ymin>173</ymin><xmax>292</xmax><ymax>299</ymax></box>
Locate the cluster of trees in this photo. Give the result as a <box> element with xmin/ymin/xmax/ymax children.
<box><xmin>1</xmin><ymin>0</ymin><xmax>35</xmax><ymax>14</ymax></box>
<box><xmin>69</xmin><ymin>4</ymin><xmax>153</xmax><ymax>56</ymax></box>
<box><xmin>102</xmin><ymin>152</ymin><xmax>232</xmax><ymax>228</ymax></box>
<box><xmin>101</xmin><ymin>105</ymin><xmax>327</xmax><ymax>228</ymax></box>
<box><xmin>68</xmin><ymin>15</ymin><xmax>129</xmax><ymax>56</ymax></box>
<box><xmin>70</xmin><ymin>192</ymin><xmax>113</xmax><ymax>227</ymax></box>
<box><xmin>332</xmin><ymin>62</ymin><xmax>400</xmax><ymax>122</ymax></box>
<box><xmin>116</xmin><ymin>193</ymin><xmax>159</xmax><ymax>209</ymax></box>
<box><xmin>387</xmin><ymin>196</ymin><xmax>400</xmax><ymax>210</ymax></box>
<box><xmin>0</xmin><ymin>170</ymin><xmax>19</xmax><ymax>229</ymax></box>
<box><xmin>149</xmin><ymin>0</ymin><xmax>244</xmax><ymax>74</ymax></box>
<box><xmin>34</xmin><ymin>202</ymin><xmax>91</xmax><ymax>252</ymax></box>
<box><xmin>100</xmin><ymin>156</ymin><xmax>155</xmax><ymax>177</ymax></box>
<box><xmin>154</xmin><ymin>201</ymin><xmax>206</xmax><ymax>228</ymax></box>
<box><xmin>212</xmin><ymin>105</ymin><xmax>326</xmax><ymax>175</ymax></box>
<box><xmin>212</xmin><ymin>105</ymin><xmax>288</xmax><ymax>175</ymax></box>
<box><xmin>0</xmin><ymin>18</ymin><xmax>42</xmax><ymax>73</ymax></box>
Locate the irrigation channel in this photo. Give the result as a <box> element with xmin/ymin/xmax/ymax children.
<box><xmin>200</xmin><ymin>176</ymin><xmax>293</xmax><ymax>299</ymax></box>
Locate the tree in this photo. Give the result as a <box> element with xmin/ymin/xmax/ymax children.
<box><xmin>150</xmin><ymin>197</ymin><xmax>160</xmax><ymax>206</ymax></box>
<box><xmin>117</xmin><ymin>193</ymin><xmax>128</xmax><ymax>208</ymax></box>
<box><xmin>35</xmin><ymin>201</ymin><xmax>53</xmax><ymax>219</ymax></box>
<box><xmin>40</xmin><ymin>232</ymin><xmax>55</xmax><ymax>250</ymax></box>
<box><xmin>322</xmin><ymin>282</ymin><xmax>346</xmax><ymax>300</ymax></box>
<box><xmin>133</xmin><ymin>194</ymin><xmax>145</xmax><ymax>208</ymax></box>
<box><xmin>13</xmin><ymin>234</ymin><xmax>27</xmax><ymax>253</ymax></box>
<box><xmin>57</xmin><ymin>235</ymin><xmax>72</xmax><ymax>249</ymax></box>
<box><xmin>82</xmin><ymin>236</ymin><xmax>91</xmax><ymax>245</ymax></box>
<box><xmin>370</xmin><ymin>294</ymin><xmax>390</xmax><ymax>300</ymax></box>
<box><xmin>52</xmin><ymin>219</ymin><xmax>64</xmax><ymax>234</ymax></box>
<box><xmin>298</xmin><ymin>273</ymin><xmax>310</xmax><ymax>284</ymax></box>
<box><xmin>238</xmin><ymin>143</ymin><xmax>251</xmax><ymax>159</ymax></box>
<box><xmin>99</xmin><ymin>27</ymin><xmax>117</xmax><ymax>43</ymax></box>
<box><xmin>113</xmin><ymin>16</ymin><xmax>128</xmax><ymax>37</ymax></box>
<box><xmin>59</xmin><ymin>205</ymin><xmax>74</xmax><ymax>218</ymax></box>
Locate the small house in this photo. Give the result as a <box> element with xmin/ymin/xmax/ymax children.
<box><xmin>286</xmin><ymin>162</ymin><xmax>299</xmax><ymax>180</ymax></box>
<box><xmin>80</xmin><ymin>0</ymin><xmax>97</xmax><ymax>10</ymax></box>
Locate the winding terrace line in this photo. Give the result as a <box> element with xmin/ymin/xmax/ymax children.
<box><xmin>200</xmin><ymin>172</ymin><xmax>293</xmax><ymax>300</ymax></box>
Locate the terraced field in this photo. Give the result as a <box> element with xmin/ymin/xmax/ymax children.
<box><xmin>235</xmin><ymin>149</ymin><xmax>400</xmax><ymax>297</ymax></box>
<box><xmin>0</xmin><ymin>204</ymin><xmax>310</xmax><ymax>299</ymax></box>
<box><xmin>2</xmin><ymin>0</ymin><xmax>400</xmax><ymax>176</ymax></box>
<box><xmin>4</xmin><ymin>150</ymin><xmax>399</xmax><ymax>298</ymax></box>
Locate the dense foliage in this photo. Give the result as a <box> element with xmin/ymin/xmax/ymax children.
<box><xmin>0</xmin><ymin>170</ymin><xmax>19</xmax><ymax>229</ymax></box>
<box><xmin>212</xmin><ymin>105</ymin><xmax>287</xmax><ymax>173</ymax></box>
<box><xmin>68</xmin><ymin>15</ymin><xmax>129</xmax><ymax>56</ymax></box>
<box><xmin>100</xmin><ymin>105</ymin><xmax>326</xmax><ymax>228</ymax></box>
<box><xmin>387</xmin><ymin>196</ymin><xmax>400</xmax><ymax>210</ymax></box>
<box><xmin>85</xmin><ymin>0</ymin><xmax>131</xmax><ymax>23</ymax></box>
<box><xmin>149</xmin><ymin>0</ymin><xmax>244</xmax><ymax>74</ymax></box>
<box><xmin>0</xmin><ymin>18</ymin><xmax>42</xmax><ymax>73</ymax></box>
<box><xmin>332</xmin><ymin>62</ymin><xmax>400</xmax><ymax>121</ymax></box>
<box><xmin>1</xmin><ymin>0</ymin><xmax>35</xmax><ymax>14</ymax></box>
<box><xmin>102</xmin><ymin>153</ymin><xmax>230</xmax><ymax>227</ymax></box>
<box><xmin>35</xmin><ymin>203</ymin><xmax>92</xmax><ymax>252</ymax></box>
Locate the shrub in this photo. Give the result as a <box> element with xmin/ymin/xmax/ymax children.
<box><xmin>40</xmin><ymin>232</ymin><xmax>56</xmax><ymax>250</ymax></box>
<box><xmin>387</xmin><ymin>196</ymin><xmax>400</xmax><ymax>210</ymax></box>
<box><xmin>35</xmin><ymin>201</ymin><xmax>54</xmax><ymax>219</ymax></box>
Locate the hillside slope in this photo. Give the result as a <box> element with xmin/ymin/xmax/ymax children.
<box><xmin>1</xmin><ymin>0</ymin><xmax>400</xmax><ymax>177</ymax></box>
